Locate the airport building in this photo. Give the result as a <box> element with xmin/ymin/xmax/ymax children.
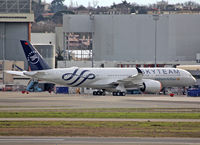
<box><xmin>62</xmin><ymin>14</ymin><xmax>200</xmax><ymax>67</ymax></box>
<box><xmin>0</xmin><ymin>0</ymin><xmax>34</xmax><ymax>63</ymax></box>
<box><xmin>0</xmin><ymin>0</ymin><xmax>34</xmax><ymax>84</ymax></box>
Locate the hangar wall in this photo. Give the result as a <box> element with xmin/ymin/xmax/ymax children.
<box><xmin>0</xmin><ymin>23</ymin><xmax>28</xmax><ymax>62</ymax></box>
<box><xmin>0</xmin><ymin>0</ymin><xmax>34</xmax><ymax>70</ymax></box>
<box><xmin>63</xmin><ymin>14</ymin><xmax>200</xmax><ymax>62</ymax></box>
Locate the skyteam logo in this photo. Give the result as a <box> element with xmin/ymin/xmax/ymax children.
<box><xmin>62</xmin><ymin>69</ymin><xmax>95</xmax><ymax>87</ymax></box>
<box><xmin>27</xmin><ymin>51</ymin><xmax>39</xmax><ymax>64</ymax></box>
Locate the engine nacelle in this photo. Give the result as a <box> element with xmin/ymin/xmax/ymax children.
<box><xmin>140</xmin><ymin>79</ymin><xmax>162</xmax><ymax>94</ymax></box>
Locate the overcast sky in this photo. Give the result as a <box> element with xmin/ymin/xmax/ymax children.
<box><xmin>44</xmin><ymin>0</ymin><xmax>199</xmax><ymax>7</ymax></box>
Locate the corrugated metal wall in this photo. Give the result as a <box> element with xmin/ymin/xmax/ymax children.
<box><xmin>63</xmin><ymin>14</ymin><xmax>200</xmax><ymax>62</ymax></box>
<box><xmin>0</xmin><ymin>22</ymin><xmax>29</xmax><ymax>68</ymax></box>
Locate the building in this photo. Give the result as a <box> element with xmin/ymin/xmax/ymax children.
<box><xmin>63</xmin><ymin>14</ymin><xmax>200</xmax><ymax>66</ymax></box>
<box><xmin>31</xmin><ymin>33</ymin><xmax>56</xmax><ymax>68</ymax></box>
<box><xmin>0</xmin><ymin>0</ymin><xmax>34</xmax><ymax>83</ymax></box>
<box><xmin>0</xmin><ymin>0</ymin><xmax>34</xmax><ymax>66</ymax></box>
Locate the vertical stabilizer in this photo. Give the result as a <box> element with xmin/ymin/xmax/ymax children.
<box><xmin>20</xmin><ymin>40</ymin><xmax>51</xmax><ymax>71</ymax></box>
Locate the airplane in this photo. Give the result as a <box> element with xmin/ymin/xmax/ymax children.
<box><xmin>6</xmin><ymin>40</ymin><xmax>196</xmax><ymax>96</ymax></box>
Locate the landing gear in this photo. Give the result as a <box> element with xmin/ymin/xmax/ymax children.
<box><xmin>113</xmin><ymin>83</ymin><xmax>126</xmax><ymax>96</ymax></box>
<box><xmin>93</xmin><ymin>90</ymin><xmax>106</xmax><ymax>96</ymax></box>
<box><xmin>112</xmin><ymin>91</ymin><xmax>126</xmax><ymax>96</ymax></box>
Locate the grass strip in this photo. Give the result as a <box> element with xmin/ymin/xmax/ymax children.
<box><xmin>0</xmin><ymin>112</ymin><xmax>200</xmax><ymax>119</ymax></box>
<box><xmin>0</xmin><ymin>121</ymin><xmax>200</xmax><ymax>137</ymax></box>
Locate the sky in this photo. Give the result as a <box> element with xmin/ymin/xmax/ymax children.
<box><xmin>44</xmin><ymin>0</ymin><xmax>199</xmax><ymax>7</ymax></box>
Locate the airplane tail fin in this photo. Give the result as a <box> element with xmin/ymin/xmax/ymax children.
<box><xmin>20</xmin><ymin>40</ymin><xmax>51</xmax><ymax>71</ymax></box>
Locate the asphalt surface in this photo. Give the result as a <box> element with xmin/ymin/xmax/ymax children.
<box><xmin>0</xmin><ymin>92</ymin><xmax>200</xmax><ymax>109</ymax></box>
<box><xmin>0</xmin><ymin>137</ymin><xmax>200</xmax><ymax>145</ymax></box>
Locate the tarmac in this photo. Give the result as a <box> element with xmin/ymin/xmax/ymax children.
<box><xmin>0</xmin><ymin>137</ymin><xmax>200</xmax><ymax>145</ymax></box>
<box><xmin>0</xmin><ymin>92</ymin><xmax>200</xmax><ymax>109</ymax></box>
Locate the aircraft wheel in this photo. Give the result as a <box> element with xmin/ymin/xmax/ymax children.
<box><xmin>113</xmin><ymin>92</ymin><xmax>125</xmax><ymax>96</ymax></box>
<box><xmin>97</xmin><ymin>91</ymin><xmax>102</xmax><ymax>96</ymax></box>
<box><xmin>112</xmin><ymin>92</ymin><xmax>116</xmax><ymax>96</ymax></box>
<box><xmin>121</xmin><ymin>92</ymin><xmax>126</xmax><ymax>96</ymax></box>
<box><xmin>117</xmin><ymin>92</ymin><xmax>121</xmax><ymax>96</ymax></box>
<box><xmin>93</xmin><ymin>91</ymin><xmax>97</xmax><ymax>96</ymax></box>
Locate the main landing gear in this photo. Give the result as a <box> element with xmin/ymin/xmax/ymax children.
<box><xmin>112</xmin><ymin>91</ymin><xmax>126</xmax><ymax>96</ymax></box>
<box><xmin>92</xmin><ymin>90</ymin><xmax>126</xmax><ymax>96</ymax></box>
<box><xmin>93</xmin><ymin>90</ymin><xmax>106</xmax><ymax>96</ymax></box>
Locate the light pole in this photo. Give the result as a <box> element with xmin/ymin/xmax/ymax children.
<box><xmin>153</xmin><ymin>14</ymin><xmax>159</xmax><ymax>67</ymax></box>
<box><xmin>90</xmin><ymin>14</ymin><xmax>94</xmax><ymax>68</ymax></box>
<box><xmin>1</xmin><ymin>23</ymin><xmax>5</xmax><ymax>84</ymax></box>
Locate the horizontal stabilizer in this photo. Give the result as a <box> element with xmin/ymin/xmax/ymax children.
<box><xmin>23</xmin><ymin>71</ymin><xmax>46</xmax><ymax>77</ymax></box>
<box><xmin>5</xmin><ymin>71</ymin><xmax>27</xmax><ymax>77</ymax></box>
<box><xmin>6</xmin><ymin>70</ymin><xmax>46</xmax><ymax>79</ymax></box>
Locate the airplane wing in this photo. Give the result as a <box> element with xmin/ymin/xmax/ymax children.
<box><xmin>110</xmin><ymin>68</ymin><xmax>144</xmax><ymax>89</ymax></box>
<box><xmin>118</xmin><ymin>68</ymin><xmax>143</xmax><ymax>84</ymax></box>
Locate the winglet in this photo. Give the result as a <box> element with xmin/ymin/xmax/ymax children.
<box><xmin>136</xmin><ymin>67</ymin><xmax>143</xmax><ymax>74</ymax></box>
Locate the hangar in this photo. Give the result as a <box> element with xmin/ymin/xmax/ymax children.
<box><xmin>0</xmin><ymin>0</ymin><xmax>34</xmax><ymax>67</ymax></box>
<box><xmin>0</xmin><ymin>0</ymin><xmax>34</xmax><ymax>84</ymax></box>
<box><xmin>63</xmin><ymin>14</ymin><xmax>200</xmax><ymax>65</ymax></box>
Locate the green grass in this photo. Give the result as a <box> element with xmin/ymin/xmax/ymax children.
<box><xmin>0</xmin><ymin>121</ymin><xmax>200</xmax><ymax>137</ymax></box>
<box><xmin>0</xmin><ymin>120</ymin><xmax>198</xmax><ymax>128</ymax></box>
<box><xmin>0</xmin><ymin>111</ymin><xmax>200</xmax><ymax>119</ymax></box>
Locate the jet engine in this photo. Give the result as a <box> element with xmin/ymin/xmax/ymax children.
<box><xmin>140</xmin><ymin>79</ymin><xmax>162</xmax><ymax>94</ymax></box>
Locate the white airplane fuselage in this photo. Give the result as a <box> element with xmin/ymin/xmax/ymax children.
<box><xmin>27</xmin><ymin>67</ymin><xmax>196</xmax><ymax>91</ymax></box>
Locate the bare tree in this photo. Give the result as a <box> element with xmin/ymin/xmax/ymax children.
<box><xmin>92</xmin><ymin>0</ymin><xmax>99</xmax><ymax>8</ymax></box>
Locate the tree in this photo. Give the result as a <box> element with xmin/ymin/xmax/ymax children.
<box><xmin>55</xmin><ymin>46</ymin><xmax>64</xmax><ymax>68</ymax></box>
<box><xmin>130</xmin><ymin>7</ymin><xmax>136</xmax><ymax>14</ymax></box>
<box><xmin>32</xmin><ymin>0</ymin><xmax>44</xmax><ymax>20</ymax></box>
<box><xmin>92</xmin><ymin>0</ymin><xmax>99</xmax><ymax>8</ymax></box>
<box><xmin>51</xmin><ymin>0</ymin><xmax>66</xmax><ymax>13</ymax></box>
<box><xmin>52</xmin><ymin>10</ymin><xmax>74</xmax><ymax>24</ymax></box>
